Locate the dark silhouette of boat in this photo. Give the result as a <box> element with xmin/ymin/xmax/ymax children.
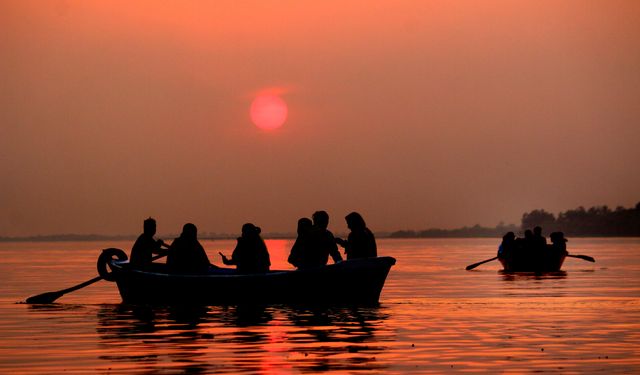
<box><xmin>498</xmin><ymin>251</ymin><xmax>567</xmax><ymax>272</ymax></box>
<box><xmin>98</xmin><ymin>249</ymin><xmax>396</xmax><ymax>305</ymax></box>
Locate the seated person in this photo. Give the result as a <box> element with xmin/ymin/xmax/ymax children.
<box><xmin>549</xmin><ymin>232</ymin><xmax>568</xmax><ymax>254</ymax></box>
<box><xmin>497</xmin><ymin>231</ymin><xmax>516</xmax><ymax>259</ymax></box>
<box><xmin>532</xmin><ymin>226</ymin><xmax>548</xmax><ymax>249</ymax></box>
<box><xmin>288</xmin><ymin>217</ymin><xmax>313</xmax><ymax>268</ymax></box>
<box><xmin>299</xmin><ymin>211</ymin><xmax>343</xmax><ymax>269</ymax></box>
<box><xmin>335</xmin><ymin>212</ymin><xmax>377</xmax><ymax>260</ymax></box>
<box><xmin>220</xmin><ymin>223</ymin><xmax>270</xmax><ymax>273</ymax></box>
<box><xmin>130</xmin><ymin>217</ymin><xmax>167</xmax><ymax>267</ymax></box>
<box><xmin>167</xmin><ymin>223</ymin><xmax>212</xmax><ymax>273</ymax></box>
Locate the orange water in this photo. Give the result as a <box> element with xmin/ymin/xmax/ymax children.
<box><xmin>1</xmin><ymin>238</ymin><xmax>639</xmax><ymax>374</ymax></box>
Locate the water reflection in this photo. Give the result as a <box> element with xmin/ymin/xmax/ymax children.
<box><xmin>96</xmin><ymin>304</ymin><xmax>216</xmax><ymax>373</ymax></box>
<box><xmin>94</xmin><ymin>304</ymin><xmax>393</xmax><ymax>374</ymax></box>
<box><xmin>286</xmin><ymin>307</ymin><xmax>390</xmax><ymax>372</ymax></box>
<box><xmin>499</xmin><ymin>271</ymin><xmax>568</xmax><ymax>282</ymax></box>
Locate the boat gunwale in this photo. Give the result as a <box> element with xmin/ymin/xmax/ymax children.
<box><xmin>109</xmin><ymin>256</ymin><xmax>397</xmax><ymax>279</ymax></box>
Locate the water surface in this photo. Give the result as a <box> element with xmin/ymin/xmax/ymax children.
<box><xmin>1</xmin><ymin>238</ymin><xmax>639</xmax><ymax>373</ymax></box>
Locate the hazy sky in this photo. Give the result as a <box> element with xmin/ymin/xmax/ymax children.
<box><xmin>1</xmin><ymin>1</ymin><xmax>639</xmax><ymax>236</ymax></box>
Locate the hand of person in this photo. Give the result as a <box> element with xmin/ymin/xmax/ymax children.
<box><xmin>218</xmin><ymin>251</ymin><xmax>229</xmax><ymax>263</ymax></box>
<box><xmin>335</xmin><ymin>238</ymin><xmax>346</xmax><ymax>247</ymax></box>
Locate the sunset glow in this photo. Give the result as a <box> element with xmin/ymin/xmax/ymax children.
<box><xmin>1</xmin><ymin>1</ymin><xmax>638</xmax><ymax>236</ymax></box>
<box><xmin>250</xmin><ymin>94</ymin><xmax>288</xmax><ymax>130</ymax></box>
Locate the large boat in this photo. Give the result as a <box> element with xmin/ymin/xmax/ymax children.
<box><xmin>498</xmin><ymin>250</ymin><xmax>567</xmax><ymax>272</ymax></box>
<box><xmin>98</xmin><ymin>249</ymin><xmax>396</xmax><ymax>305</ymax></box>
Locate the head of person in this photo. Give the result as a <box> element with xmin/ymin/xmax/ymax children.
<box><xmin>550</xmin><ymin>232</ymin><xmax>567</xmax><ymax>245</ymax></box>
<box><xmin>312</xmin><ymin>211</ymin><xmax>329</xmax><ymax>229</ymax></box>
<box><xmin>143</xmin><ymin>217</ymin><xmax>156</xmax><ymax>236</ymax></box>
<box><xmin>241</xmin><ymin>223</ymin><xmax>261</xmax><ymax>238</ymax></box>
<box><xmin>181</xmin><ymin>223</ymin><xmax>198</xmax><ymax>240</ymax></box>
<box><xmin>533</xmin><ymin>226</ymin><xmax>543</xmax><ymax>236</ymax></box>
<box><xmin>345</xmin><ymin>212</ymin><xmax>366</xmax><ymax>231</ymax></box>
<box><xmin>524</xmin><ymin>229</ymin><xmax>533</xmax><ymax>239</ymax></box>
<box><xmin>503</xmin><ymin>231</ymin><xmax>515</xmax><ymax>243</ymax></box>
<box><xmin>297</xmin><ymin>218</ymin><xmax>313</xmax><ymax>236</ymax></box>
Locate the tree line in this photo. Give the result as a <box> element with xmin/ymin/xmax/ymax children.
<box><xmin>521</xmin><ymin>202</ymin><xmax>640</xmax><ymax>237</ymax></box>
<box><xmin>390</xmin><ymin>202</ymin><xmax>640</xmax><ymax>238</ymax></box>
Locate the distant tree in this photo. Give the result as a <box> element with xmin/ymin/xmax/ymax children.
<box><xmin>521</xmin><ymin>209</ymin><xmax>556</xmax><ymax>231</ymax></box>
<box><xmin>388</xmin><ymin>202</ymin><xmax>640</xmax><ymax>238</ymax></box>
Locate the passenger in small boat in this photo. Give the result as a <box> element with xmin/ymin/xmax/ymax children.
<box><xmin>335</xmin><ymin>212</ymin><xmax>377</xmax><ymax>260</ymax></box>
<box><xmin>167</xmin><ymin>223</ymin><xmax>212</xmax><ymax>273</ymax></box>
<box><xmin>220</xmin><ymin>223</ymin><xmax>271</xmax><ymax>273</ymax></box>
<box><xmin>287</xmin><ymin>217</ymin><xmax>313</xmax><ymax>268</ymax></box>
<box><xmin>518</xmin><ymin>229</ymin><xmax>535</xmax><ymax>253</ymax></box>
<box><xmin>549</xmin><ymin>232</ymin><xmax>568</xmax><ymax>254</ymax></box>
<box><xmin>130</xmin><ymin>217</ymin><xmax>167</xmax><ymax>267</ymax></box>
<box><xmin>497</xmin><ymin>231</ymin><xmax>516</xmax><ymax>258</ymax></box>
<box><xmin>533</xmin><ymin>226</ymin><xmax>547</xmax><ymax>248</ymax></box>
<box><xmin>302</xmin><ymin>211</ymin><xmax>343</xmax><ymax>268</ymax></box>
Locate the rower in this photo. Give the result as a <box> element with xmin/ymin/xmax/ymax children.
<box><xmin>549</xmin><ymin>232</ymin><xmax>568</xmax><ymax>254</ymax></box>
<box><xmin>129</xmin><ymin>217</ymin><xmax>168</xmax><ymax>267</ymax></box>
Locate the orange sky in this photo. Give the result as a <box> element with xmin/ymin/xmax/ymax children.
<box><xmin>1</xmin><ymin>1</ymin><xmax>639</xmax><ymax>236</ymax></box>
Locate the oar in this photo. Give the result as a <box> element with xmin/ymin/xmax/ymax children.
<box><xmin>465</xmin><ymin>256</ymin><xmax>498</xmax><ymax>270</ymax></box>
<box><xmin>26</xmin><ymin>252</ymin><xmax>167</xmax><ymax>304</ymax></box>
<box><xmin>567</xmin><ymin>254</ymin><xmax>595</xmax><ymax>262</ymax></box>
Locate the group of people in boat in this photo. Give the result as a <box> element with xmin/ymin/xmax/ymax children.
<box><xmin>497</xmin><ymin>226</ymin><xmax>568</xmax><ymax>260</ymax></box>
<box><xmin>129</xmin><ymin>211</ymin><xmax>377</xmax><ymax>274</ymax></box>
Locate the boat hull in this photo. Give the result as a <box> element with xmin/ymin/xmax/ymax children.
<box><xmin>498</xmin><ymin>251</ymin><xmax>566</xmax><ymax>272</ymax></box>
<box><xmin>109</xmin><ymin>256</ymin><xmax>396</xmax><ymax>305</ymax></box>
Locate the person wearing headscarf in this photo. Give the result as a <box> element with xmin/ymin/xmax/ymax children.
<box><xmin>167</xmin><ymin>223</ymin><xmax>212</xmax><ymax>273</ymax></box>
<box><xmin>335</xmin><ymin>212</ymin><xmax>377</xmax><ymax>260</ymax></box>
<box><xmin>221</xmin><ymin>223</ymin><xmax>271</xmax><ymax>273</ymax></box>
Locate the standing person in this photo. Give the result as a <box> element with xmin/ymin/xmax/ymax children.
<box><xmin>130</xmin><ymin>217</ymin><xmax>167</xmax><ymax>267</ymax></box>
<box><xmin>288</xmin><ymin>217</ymin><xmax>313</xmax><ymax>268</ymax></box>
<box><xmin>167</xmin><ymin>223</ymin><xmax>212</xmax><ymax>273</ymax></box>
<box><xmin>335</xmin><ymin>212</ymin><xmax>377</xmax><ymax>260</ymax></box>
<box><xmin>303</xmin><ymin>210</ymin><xmax>343</xmax><ymax>268</ymax></box>
<box><xmin>220</xmin><ymin>223</ymin><xmax>271</xmax><ymax>273</ymax></box>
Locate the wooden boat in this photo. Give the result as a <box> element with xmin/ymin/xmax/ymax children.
<box><xmin>498</xmin><ymin>250</ymin><xmax>567</xmax><ymax>272</ymax></box>
<box><xmin>98</xmin><ymin>249</ymin><xmax>396</xmax><ymax>305</ymax></box>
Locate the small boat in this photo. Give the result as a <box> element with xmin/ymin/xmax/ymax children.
<box><xmin>498</xmin><ymin>250</ymin><xmax>567</xmax><ymax>272</ymax></box>
<box><xmin>98</xmin><ymin>249</ymin><xmax>396</xmax><ymax>305</ymax></box>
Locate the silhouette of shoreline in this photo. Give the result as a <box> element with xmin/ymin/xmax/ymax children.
<box><xmin>2</xmin><ymin>202</ymin><xmax>638</xmax><ymax>241</ymax></box>
<box><xmin>392</xmin><ymin>202</ymin><xmax>640</xmax><ymax>238</ymax></box>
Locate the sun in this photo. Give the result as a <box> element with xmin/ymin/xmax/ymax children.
<box><xmin>250</xmin><ymin>94</ymin><xmax>288</xmax><ymax>130</ymax></box>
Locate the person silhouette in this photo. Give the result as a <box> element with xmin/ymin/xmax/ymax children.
<box><xmin>303</xmin><ymin>211</ymin><xmax>343</xmax><ymax>268</ymax></box>
<box><xmin>497</xmin><ymin>231</ymin><xmax>516</xmax><ymax>259</ymax></box>
<box><xmin>220</xmin><ymin>223</ymin><xmax>271</xmax><ymax>274</ymax></box>
<box><xmin>335</xmin><ymin>212</ymin><xmax>377</xmax><ymax>260</ymax></box>
<box><xmin>549</xmin><ymin>232</ymin><xmax>568</xmax><ymax>254</ymax></box>
<box><xmin>129</xmin><ymin>217</ymin><xmax>167</xmax><ymax>267</ymax></box>
<box><xmin>166</xmin><ymin>223</ymin><xmax>212</xmax><ymax>274</ymax></box>
<box><xmin>288</xmin><ymin>217</ymin><xmax>313</xmax><ymax>268</ymax></box>
<box><xmin>533</xmin><ymin>226</ymin><xmax>547</xmax><ymax>249</ymax></box>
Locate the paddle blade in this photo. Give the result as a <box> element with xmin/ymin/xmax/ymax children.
<box><xmin>25</xmin><ymin>291</ymin><xmax>64</xmax><ymax>304</ymax></box>
<box><xmin>465</xmin><ymin>256</ymin><xmax>498</xmax><ymax>271</ymax></box>
<box><xmin>576</xmin><ymin>254</ymin><xmax>595</xmax><ymax>262</ymax></box>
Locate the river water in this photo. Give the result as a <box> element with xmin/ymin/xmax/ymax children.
<box><xmin>1</xmin><ymin>238</ymin><xmax>639</xmax><ymax>374</ymax></box>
